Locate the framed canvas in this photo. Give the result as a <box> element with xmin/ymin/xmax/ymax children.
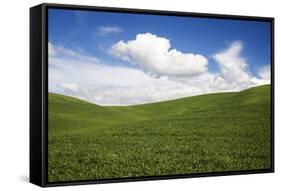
<box><xmin>30</xmin><ymin>3</ymin><xmax>274</xmax><ymax>187</ymax></box>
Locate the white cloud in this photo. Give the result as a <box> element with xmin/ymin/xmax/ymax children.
<box><xmin>49</xmin><ymin>43</ymin><xmax>210</xmax><ymax>105</ymax></box>
<box><xmin>49</xmin><ymin>53</ymin><xmax>193</xmax><ymax>105</ymax></box>
<box><xmin>98</xmin><ymin>26</ymin><xmax>122</xmax><ymax>35</ymax></box>
<box><xmin>249</xmin><ymin>64</ymin><xmax>271</xmax><ymax>85</ymax></box>
<box><xmin>258</xmin><ymin>65</ymin><xmax>271</xmax><ymax>81</ymax></box>
<box><xmin>213</xmin><ymin>41</ymin><xmax>271</xmax><ymax>88</ymax></box>
<box><xmin>48</xmin><ymin>42</ymin><xmax>56</xmax><ymax>57</ymax></box>
<box><xmin>213</xmin><ymin>41</ymin><xmax>252</xmax><ymax>85</ymax></box>
<box><xmin>49</xmin><ymin>38</ymin><xmax>270</xmax><ymax>106</ymax></box>
<box><xmin>61</xmin><ymin>83</ymin><xmax>79</xmax><ymax>93</ymax></box>
<box><xmin>110</xmin><ymin>33</ymin><xmax>208</xmax><ymax>77</ymax></box>
<box><xmin>48</xmin><ymin>43</ymin><xmax>99</xmax><ymax>64</ymax></box>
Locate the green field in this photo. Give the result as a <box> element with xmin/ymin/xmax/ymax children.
<box><xmin>48</xmin><ymin>85</ymin><xmax>271</xmax><ymax>182</ymax></box>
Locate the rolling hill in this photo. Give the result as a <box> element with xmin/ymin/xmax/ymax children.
<box><xmin>48</xmin><ymin>85</ymin><xmax>271</xmax><ymax>182</ymax></box>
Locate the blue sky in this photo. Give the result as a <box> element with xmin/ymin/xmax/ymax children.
<box><xmin>48</xmin><ymin>8</ymin><xmax>270</xmax><ymax>74</ymax></box>
<box><xmin>48</xmin><ymin>8</ymin><xmax>271</xmax><ymax>105</ymax></box>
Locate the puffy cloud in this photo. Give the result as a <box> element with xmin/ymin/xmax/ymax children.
<box><xmin>110</xmin><ymin>33</ymin><xmax>208</xmax><ymax>77</ymax></box>
<box><xmin>49</xmin><ymin>42</ymin><xmax>211</xmax><ymax>105</ymax></box>
<box><xmin>49</xmin><ymin>52</ymin><xmax>195</xmax><ymax>105</ymax></box>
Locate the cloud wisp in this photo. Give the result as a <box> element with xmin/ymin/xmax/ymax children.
<box><xmin>212</xmin><ymin>41</ymin><xmax>270</xmax><ymax>88</ymax></box>
<box><xmin>48</xmin><ymin>36</ymin><xmax>270</xmax><ymax>106</ymax></box>
<box><xmin>258</xmin><ymin>65</ymin><xmax>271</xmax><ymax>81</ymax></box>
<box><xmin>98</xmin><ymin>26</ymin><xmax>122</xmax><ymax>36</ymax></box>
<box><xmin>213</xmin><ymin>41</ymin><xmax>252</xmax><ymax>85</ymax></box>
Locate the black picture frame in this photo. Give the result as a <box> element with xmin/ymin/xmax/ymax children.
<box><xmin>30</xmin><ymin>3</ymin><xmax>275</xmax><ymax>187</ymax></box>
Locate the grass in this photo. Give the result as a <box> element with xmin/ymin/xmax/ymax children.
<box><xmin>48</xmin><ymin>84</ymin><xmax>272</xmax><ymax>182</ymax></box>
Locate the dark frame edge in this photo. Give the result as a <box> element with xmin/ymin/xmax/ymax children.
<box><xmin>270</xmin><ymin>18</ymin><xmax>275</xmax><ymax>172</ymax></box>
<box><xmin>42</xmin><ymin>3</ymin><xmax>48</xmax><ymax>187</ymax></box>
<box><xmin>30</xmin><ymin>4</ymin><xmax>47</xmax><ymax>187</ymax></box>
<box><xmin>41</xmin><ymin>2</ymin><xmax>274</xmax><ymax>21</ymax></box>
<box><xmin>44</xmin><ymin>169</ymin><xmax>274</xmax><ymax>187</ymax></box>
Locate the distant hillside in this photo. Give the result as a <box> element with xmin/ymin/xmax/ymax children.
<box><xmin>48</xmin><ymin>85</ymin><xmax>271</xmax><ymax>182</ymax></box>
